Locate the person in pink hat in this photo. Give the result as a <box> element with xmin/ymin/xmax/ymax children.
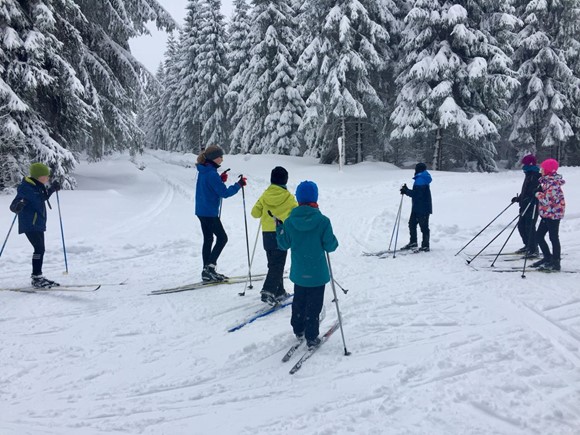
<box><xmin>511</xmin><ymin>154</ymin><xmax>540</xmax><ymax>257</ymax></box>
<box><xmin>531</xmin><ymin>158</ymin><xmax>565</xmax><ymax>271</ymax></box>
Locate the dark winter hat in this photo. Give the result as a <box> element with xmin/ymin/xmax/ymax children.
<box><xmin>296</xmin><ymin>180</ymin><xmax>318</xmax><ymax>204</ymax></box>
<box><xmin>204</xmin><ymin>145</ymin><xmax>224</xmax><ymax>161</ymax></box>
<box><xmin>521</xmin><ymin>154</ymin><xmax>537</xmax><ymax>166</ymax></box>
<box><xmin>415</xmin><ymin>162</ymin><xmax>427</xmax><ymax>174</ymax></box>
<box><xmin>270</xmin><ymin>166</ymin><xmax>289</xmax><ymax>185</ymax></box>
<box><xmin>540</xmin><ymin>158</ymin><xmax>559</xmax><ymax>175</ymax></box>
<box><xmin>29</xmin><ymin>163</ymin><xmax>50</xmax><ymax>179</ymax></box>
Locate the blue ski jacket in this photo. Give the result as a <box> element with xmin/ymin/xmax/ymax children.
<box><xmin>403</xmin><ymin>170</ymin><xmax>432</xmax><ymax>215</ymax></box>
<box><xmin>12</xmin><ymin>177</ymin><xmax>54</xmax><ymax>234</ymax></box>
<box><xmin>195</xmin><ymin>163</ymin><xmax>241</xmax><ymax>217</ymax></box>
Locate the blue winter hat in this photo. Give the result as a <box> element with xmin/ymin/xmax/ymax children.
<box><xmin>296</xmin><ymin>180</ymin><xmax>318</xmax><ymax>204</ymax></box>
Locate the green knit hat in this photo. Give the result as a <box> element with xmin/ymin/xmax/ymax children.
<box><xmin>29</xmin><ymin>163</ymin><xmax>50</xmax><ymax>179</ymax></box>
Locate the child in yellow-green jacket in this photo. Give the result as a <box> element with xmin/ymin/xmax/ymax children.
<box><xmin>251</xmin><ymin>167</ymin><xmax>298</xmax><ymax>305</ymax></box>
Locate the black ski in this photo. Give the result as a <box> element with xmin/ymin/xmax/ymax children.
<box><xmin>490</xmin><ymin>268</ymin><xmax>578</xmax><ymax>274</ymax></box>
<box><xmin>149</xmin><ymin>274</ymin><xmax>266</xmax><ymax>295</ymax></box>
<box><xmin>289</xmin><ymin>320</ymin><xmax>340</xmax><ymax>375</ymax></box>
<box><xmin>282</xmin><ymin>339</ymin><xmax>305</xmax><ymax>362</ymax></box>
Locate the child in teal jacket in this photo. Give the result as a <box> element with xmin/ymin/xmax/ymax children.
<box><xmin>276</xmin><ymin>181</ymin><xmax>338</xmax><ymax>348</ymax></box>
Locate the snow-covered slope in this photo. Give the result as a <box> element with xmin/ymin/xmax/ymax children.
<box><xmin>1</xmin><ymin>152</ymin><xmax>579</xmax><ymax>434</ymax></box>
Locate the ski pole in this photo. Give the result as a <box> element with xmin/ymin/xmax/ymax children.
<box><xmin>326</xmin><ymin>252</ymin><xmax>351</xmax><ymax>356</ymax></box>
<box><xmin>520</xmin><ymin>200</ymin><xmax>538</xmax><ymax>279</ymax></box>
<box><xmin>388</xmin><ymin>193</ymin><xmax>404</xmax><ymax>253</ymax></box>
<box><xmin>333</xmin><ymin>278</ymin><xmax>348</xmax><ymax>294</ymax></box>
<box><xmin>455</xmin><ymin>202</ymin><xmax>515</xmax><ymax>256</ymax></box>
<box><xmin>466</xmin><ymin>212</ymin><xmax>522</xmax><ymax>265</ymax></box>
<box><xmin>392</xmin><ymin>194</ymin><xmax>404</xmax><ymax>258</ymax></box>
<box><xmin>56</xmin><ymin>191</ymin><xmax>69</xmax><ymax>274</ymax></box>
<box><xmin>489</xmin><ymin>201</ymin><xmax>532</xmax><ymax>267</ymax></box>
<box><xmin>239</xmin><ymin>222</ymin><xmax>261</xmax><ymax>296</ymax></box>
<box><xmin>239</xmin><ymin>174</ymin><xmax>252</xmax><ymax>289</ymax></box>
<box><xmin>0</xmin><ymin>214</ymin><xmax>17</xmax><ymax>258</ymax></box>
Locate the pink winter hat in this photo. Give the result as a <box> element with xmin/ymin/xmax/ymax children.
<box><xmin>540</xmin><ymin>158</ymin><xmax>559</xmax><ymax>175</ymax></box>
<box><xmin>521</xmin><ymin>154</ymin><xmax>537</xmax><ymax>166</ymax></box>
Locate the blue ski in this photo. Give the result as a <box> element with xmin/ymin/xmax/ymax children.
<box><xmin>228</xmin><ymin>295</ymin><xmax>293</xmax><ymax>333</ymax></box>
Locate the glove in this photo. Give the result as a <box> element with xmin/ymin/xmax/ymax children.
<box><xmin>51</xmin><ymin>180</ymin><xmax>61</xmax><ymax>192</ymax></box>
<box><xmin>511</xmin><ymin>194</ymin><xmax>519</xmax><ymax>204</ymax></box>
<box><xmin>400</xmin><ymin>184</ymin><xmax>408</xmax><ymax>195</ymax></box>
<box><xmin>220</xmin><ymin>172</ymin><xmax>228</xmax><ymax>182</ymax></box>
<box><xmin>10</xmin><ymin>199</ymin><xmax>26</xmax><ymax>214</ymax></box>
<box><xmin>238</xmin><ymin>176</ymin><xmax>247</xmax><ymax>187</ymax></box>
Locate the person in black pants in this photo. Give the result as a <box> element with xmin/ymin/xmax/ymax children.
<box><xmin>9</xmin><ymin>163</ymin><xmax>61</xmax><ymax>288</ymax></box>
<box><xmin>400</xmin><ymin>162</ymin><xmax>432</xmax><ymax>252</ymax></box>
<box><xmin>531</xmin><ymin>159</ymin><xmax>566</xmax><ymax>271</ymax></box>
<box><xmin>511</xmin><ymin>154</ymin><xmax>540</xmax><ymax>257</ymax></box>
<box><xmin>251</xmin><ymin>167</ymin><xmax>297</xmax><ymax>305</ymax></box>
<box><xmin>195</xmin><ymin>145</ymin><xmax>246</xmax><ymax>281</ymax></box>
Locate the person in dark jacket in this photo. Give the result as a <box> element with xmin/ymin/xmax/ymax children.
<box><xmin>251</xmin><ymin>167</ymin><xmax>298</xmax><ymax>305</ymax></box>
<box><xmin>9</xmin><ymin>163</ymin><xmax>61</xmax><ymax>288</ymax></box>
<box><xmin>276</xmin><ymin>181</ymin><xmax>339</xmax><ymax>349</ymax></box>
<box><xmin>400</xmin><ymin>162</ymin><xmax>432</xmax><ymax>251</ymax></box>
<box><xmin>195</xmin><ymin>145</ymin><xmax>246</xmax><ymax>282</ymax></box>
<box><xmin>511</xmin><ymin>154</ymin><xmax>540</xmax><ymax>257</ymax></box>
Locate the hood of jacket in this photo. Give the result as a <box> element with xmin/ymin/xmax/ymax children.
<box><xmin>261</xmin><ymin>184</ymin><xmax>292</xmax><ymax>208</ymax></box>
<box><xmin>540</xmin><ymin>173</ymin><xmax>565</xmax><ymax>188</ymax></box>
<box><xmin>413</xmin><ymin>170</ymin><xmax>432</xmax><ymax>186</ymax></box>
<box><xmin>286</xmin><ymin>205</ymin><xmax>324</xmax><ymax>232</ymax></box>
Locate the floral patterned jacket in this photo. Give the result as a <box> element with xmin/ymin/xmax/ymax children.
<box><xmin>535</xmin><ymin>174</ymin><xmax>565</xmax><ymax>220</ymax></box>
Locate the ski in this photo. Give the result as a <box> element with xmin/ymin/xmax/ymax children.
<box><xmin>289</xmin><ymin>320</ymin><xmax>340</xmax><ymax>375</ymax></box>
<box><xmin>282</xmin><ymin>339</ymin><xmax>305</xmax><ymax>362</ymax></box>
<box><xmin>149</xmin><ymin>274</ymin><xmax>266</xmax><ymax>295</ymax></box>
<box><xmin>227</xmin><ymin>294</ymin><xmax>293</xmax><ymax>333</ymax></box>
<box><xmin>362</xmin><ymin>249</ymin><xmax>421</xmax><ymax>258</ymax></box>
<box><xmin>490</xmin><ymin>268</ymin><xmax>578</xmax><ymax>274</ymax></box>
<box><xmin>1</xmin><ymin>285</ymin><xmax>101</xmax><ymax>293</ymax></box>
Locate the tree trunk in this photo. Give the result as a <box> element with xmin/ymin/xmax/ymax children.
<box><xmin>432</xmin><ymin>128</ymin><xmax>443</xmax><ymax>170</ymax></box>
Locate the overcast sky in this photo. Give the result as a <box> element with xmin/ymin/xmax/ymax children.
<box><xmin>129</xmin><ymin>0</ymin><xmax>235</xmax><ymax>73</ymax></box>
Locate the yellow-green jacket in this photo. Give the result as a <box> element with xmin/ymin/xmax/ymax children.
<box><xmin>251</xmin><ymin>185</ymin><xmax>298</xmax><ymax>232</ymax></box>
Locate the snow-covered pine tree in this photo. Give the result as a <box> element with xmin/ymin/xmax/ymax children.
<box><xmin>171</xmin><ymin>0</ymin><xmax>204</xmax><ymax>152</ymax></box>
<box><xmin>194</xmin><ymin>0</ymin><xmax>230</xmax><ymax>150</ymax></box>
<box><xmin>391</xmin><ymin>0</ymin><xmax>519</xmax><ymax>171</ymax></box>
<box><xmin>154</xmin><ymin>33</ymin><xmax>182</xmax><ymax>151</ymax></box>
<box><xmin>67</xmin><ymin>0</ymin><xmax>175</xmax><ymax>158</ymax></box>
<box><xmin>296</xmin><ymin>0</ymin><xmax>395</xmax><ymax>163</ymax></box>
<box><xmin>231</xmin><ymin>0</ymin><xmax>305</xmax><ymax>155</ymax></box>
<box><xmin>225</xmin><ymin>0</ymin><xmax>252</xmax><ymax>131</ymax></box>
<box><xmin>1</xmin><ymin>0</ymin><xmax>175</xmax><ymax>187</ymax></box>
<box><xmin>0</xmin><ymin>0</ymin><xmax>79</xmax><ymax>188</ymax></box>
<box><xmin>139</xmin><ymin>63</ymin><xmax>166</xmax><ymax>149</ymax></box>
<box><xmin>510</xmin><ymin>0</ymin><xmax>580</xmax><ymax>162</ymax></box>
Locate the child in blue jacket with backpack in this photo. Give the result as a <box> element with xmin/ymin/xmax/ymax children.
<box><xmin>9</xmin><ymin>163</ymin><xmax>61</xmax><ymax>288</ymax></box>
<box><xmin>276</xmin><ymin>181</ymin><xmax>338</xmax><ymax>349</ymax></box>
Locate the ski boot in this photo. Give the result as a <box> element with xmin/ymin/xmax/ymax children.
<box><xmin>31</xmin><ymin>275</ymin><xmax>59</xmax><ymax>288</ymax></box>
<box><xmin>400</xmin><ymin>242</ymin><xmax>418</xmax><ymax>251</ymax></box>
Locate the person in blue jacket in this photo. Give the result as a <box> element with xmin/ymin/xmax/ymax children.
<box><xmin>400</xmin><ymin>162</ymin><xmax>432</xmax><ymax>251</ymax></box>
<box><xmin>195</xmin><ymin>145</ymin><xmax>246</xmax><ymax>282</ymax></box>
<box><xmin>276</xmin><ymin>180</ymin><xmax>339</xmax><ymax>349</ymax></box>
<box><xmin>9</xmin><ymin>163</ymin><xmax>61</xmax><ymax>288</ymax></box>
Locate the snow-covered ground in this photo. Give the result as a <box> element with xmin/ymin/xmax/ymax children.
<box><xmin>1</xmin><ymin>151</ymin><xmax>579</xmax><ymax>435</ymax></box>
